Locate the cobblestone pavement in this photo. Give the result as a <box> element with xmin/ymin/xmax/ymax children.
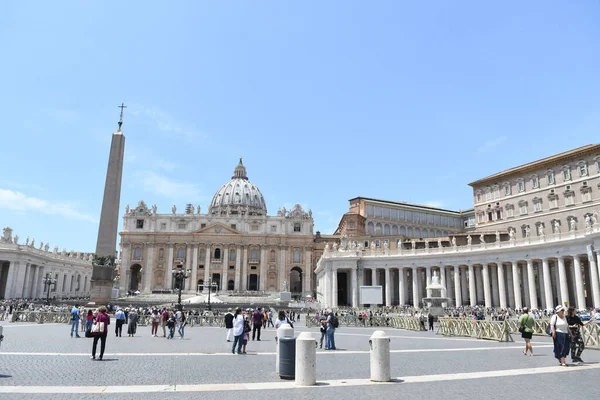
<box><xmin>1</xmin><ymin>322</ymin><xmax>599</xmax><ymax>399</ymax></box>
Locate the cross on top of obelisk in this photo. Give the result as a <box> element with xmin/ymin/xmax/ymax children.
<box><xmin>117</xmin><ymin>103</ymin><xmax>127</xmax><ymax>131</ymax></box>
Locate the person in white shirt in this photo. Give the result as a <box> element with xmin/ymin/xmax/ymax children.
<box><xmin>231</xmin><ymin>308</ymin><xmax>245</xmax><ymax>355</ymax></box>
<box><xmin>550</xmin><ymin>305</ymin><xmax>570</xmax><ymax>366</ymax></box>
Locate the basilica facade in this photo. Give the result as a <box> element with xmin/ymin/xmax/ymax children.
<box><xmin>118</xmin><ymin>159</ymin><xmax>320</xmax><ymax>297</ymax></box>
<box><xmin>317</xmin><ymin>144</ymin><xmax>600</xmax><ymax>311</ymax></box>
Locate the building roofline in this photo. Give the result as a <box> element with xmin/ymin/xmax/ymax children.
<box><xmin>468</xmin><ymin>144</ymin><xmax>600</xmax><ymax>187</ymax></box>
<box><xmin>349</xmin><ymin>196</ymin><xmax>466</xmax><ymax>215</ymax></box>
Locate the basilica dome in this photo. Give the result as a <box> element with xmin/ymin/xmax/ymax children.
<box><xmin>208</xmin><ymin>159</ymin><xmax>267</xmax><ymax>216</ymax></box>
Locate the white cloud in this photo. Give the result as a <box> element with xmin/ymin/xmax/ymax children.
<box><xmin>423</xmin><ymin>200</ymin><xmax>444</xmax><ymax>209</ymax></box>
<box><xmin>477</xmin><ymin>136</ymin><xmax>507</xmax><ymax>153</ymax></box>
<box><xmin>0</xmin><ymin>189</ymin><xmax>97</xmax><ymax>223</ymax></box>
<box><xmin>125</xmin><ymin>149</ymin><xmax>176</xmax><ymax>172</ymax></box>
<box><xmin>129</xmin><ymin>104</ymin><xmax>204</xmax><ymax>140</ymax></box>
<box><xmin>134</xmin><ymin>171</ymin><xmax>204</xmax><ymax>201</ymax></box>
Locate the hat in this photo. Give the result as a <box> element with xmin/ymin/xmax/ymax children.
<box><xmin>228</xmin><ymin>308</ymin><xmax>232</xmax><ymax>312</ymax></box>
<box><xmin>555</xmin><ymin>305</ymin><xmax>565</xmax><ymax>312</ymax></box>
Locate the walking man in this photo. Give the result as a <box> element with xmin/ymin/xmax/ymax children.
<box><xmin>267</xmin><ymin>310</ymin><xmax>274</xmax><ymax>327</ymax></box>
<box><xmin>252</xmin><ymin>307</ymin><xmax>263</xmax><ymax>341</ymax></box>
<box><xmin>70</xmin><ymin>304</ymin><xmax>81</xmax><ymax>338</ymax></box>
<box><xmin>115</xmin><ymin>308</ymin><xmax>126</xmax><ymax>337</ymax></box>
<box><xmin>224</xmin><ymin>308</ymin><xmax>234</xmax><ymax>342</ymax></box>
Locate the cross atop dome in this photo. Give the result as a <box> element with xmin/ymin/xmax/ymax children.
<box><xmin>232</xmin><ymin>157</ymin><xmax>248</xmax><ymax>180</ymax></box>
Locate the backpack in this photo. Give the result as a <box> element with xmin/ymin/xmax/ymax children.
<box><xmin>333</xmin><ymin>316</ymin><xmax>339</xmax><ymax>328</ymax></box>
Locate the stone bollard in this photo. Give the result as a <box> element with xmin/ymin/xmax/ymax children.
<box><xmin>369</xmin><ymin>330</ymin><xmax>391</xmax><ymax>382</ymax></box>
<box><xmin>276</xmin><ymin>323</ymin><xmax>294</xmax><ymax>374</ymax></box>
<box><xmin>295</xmin><ymin>332</ymin><xmax>317</xmax><ymax>386</ymax></box>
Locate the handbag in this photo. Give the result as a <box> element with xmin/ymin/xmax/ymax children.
<box><xmin>518</xmin><ymin>315</ymin><xmax>530</xmax><ymax>333</ymax></box>
<box><xmin>545</xmin><ymin>316</ymin><xmax>555</xmax><ymax>336</ymax></box>
<box><xmin>91</xmin><ymin>321</ymin><xmax>105</xmax><ymax>336</ymax></box>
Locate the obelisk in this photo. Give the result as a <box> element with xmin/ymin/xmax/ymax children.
<box><xmin>89</xmin><ymin>104</ymin><xmax>126</xmax><ymax>304</ymax></box>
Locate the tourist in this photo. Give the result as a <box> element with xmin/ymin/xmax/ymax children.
<box><xmin>319</xmin><ymin>317</ymin><xmax>327</xmax><ymax>349</ymax></box>
<box><xmin>91</xmin><ymin>306</ymin><xmax>110</xmax><ymax>361</ymax></box>
<box><xmin>262</xmin><ymin>309</ymin><xmax>268</xmax><ymax>329</ymax></box>
<box><xmin>518</xmin><ymin>307</ymin><xmax>534</xmax><ymax>356</ymax></box>
<box><xmin>224</xmin><ymin>308</ymin><xmax>234</xmax><ymax>342</ymax></box>
<box><xmin>275</xmin><ymin>310</ymin><xmax>286</xmax><ymax>330</ymax></box>
<box><xmin>151</xmin><ymin>310</ymin><xmax>160</xmax><ymax>337</ymax></box>
<box><xmin>231</xmin><ymin>308</ymin><xmax>244</xmax><ymax>354</ymax></box>
<box><xmin>114</xmin><ymin>308</ymin><xmax>126</xmax><ymax>337</ymax></box>
<box><xmin>252</xmin><ymin>307</ymin><xmax>263</xmax><ymax>341</ymax></box>
<box><xmin>127</xmin><ymin>308</ymin><xmax>138</xmax><ymax>337</ymax></box>
<box><xmin>166</xmin><ymin>312</ymin><xmax>176</xmax><ymax>339</ymax></box>
<box><xmin>267</xmin><ymin>310</ymin><xmax>274</xmax><ymax>327</ymax></box>
<box><xmin>428</xmin><ymin>313</ymin><xmax>434</xmax><ymax>331</ymax></box>
<box><xmin>85</xmin><ymin>309</ymin><xmax>94</xmax><ymax>333</ymax></box>
<box><xmin>550</xmin><ymin>305</ymin><xmax>570</xmax><ymax>366</ymax></box>
<box><xmin>178</xmin><ymin>311</ymin><xmax>187</xmax><ymax>339</ymax></box>
<box><xmin>161</xmin><ymin>308</ymin><xmax>168</xmax><ymax>337</ymax></box>
<box><xmin>70</xmin><ymin>304</ymin><xmax>81</xmax><ymax>338</ymax></box>
<box><xmin>566</xmin><ymin>307</ymin><xmax>585</xmax><ymax>363</ymax></box>
<box><xmin>325</xmin><ymin>311</ymin><xmax>336</xmax><ymax>350</ymax></box>
<box><xmin>241</xmin><ymin>316</ymin><xmax>251</xmax><ymax>354</ymax></box>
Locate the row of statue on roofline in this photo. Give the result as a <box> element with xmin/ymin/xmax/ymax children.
<box><xmin>1</xmin><ymin>227</ymin><xmax>94</xmax><ymax>261</ymax></box>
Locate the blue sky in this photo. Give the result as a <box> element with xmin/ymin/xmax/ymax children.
<box><xmin>0</xmin><ymin>1</ymin><xmax>598</xmax><ymax>253</ymax></box>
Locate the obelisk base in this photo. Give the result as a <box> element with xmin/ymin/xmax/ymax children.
<box><xmin>90</xmin><ymin>266</ymin><xmax>114</xmax><ymax>304</ymax></box>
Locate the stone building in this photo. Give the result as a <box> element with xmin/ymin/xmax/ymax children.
<box><xmin>0</xmin><ymin>227</ymin><xmax>93</xmax><ymax>300</ymax></box>
<box><xmin>118</xmin><ymin>159</ymin><xmax>318</xmax><ymax>297</ymax></box>
<box><xmin>317</xmin><ymin>144</ymin><xmax>600</xmax><ymax>311</ymax></box>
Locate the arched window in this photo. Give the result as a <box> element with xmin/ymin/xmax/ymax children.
<box><xmin>415</xmin><ymin>227</ymin><xmax>421</xmax><ymax>238</ymax></box>
<box><xmin>214</xmin><ymin>248</ymin><xmax>221</xmax><ymax>259</ymax></box>
<box><xmin>199</xmin><ymin>249</ymin><xmax>206</xmax><ymax>261</ymax></box>
<box><xmin>375</xmin><ymin>223</ymin><xmax>382</xmax><ymax>234</ymax></box>
<box><xmin>407</xmin><ymin>227</ymin><xmax>413</xmax><ymax>237</ymax></box>
<box><xmin>293</xmin><ymin>250</ymin><xmax>301</xmax><ymax>263</ymax></box>
<box><xmin>384</xmin><ymin>224</ymin><xmax>391</xmax><ymax>235</ymax></box>
<box><xmin>391</xmin><ymin>225</ymin><xmax>398</xmax><ymax>235</ymax></box>
<box><xmin>176</xmin><ymin>247</ymin><xmax>185</xmax><ymax>259</ymax></box>
<box><xmin>133</xmin><ymin>247</ymin><xmax>142</xmax><ymax>260</ymax></box>
<box><xmin>399</xmin><ymin>226</ymin><xmax>406</xmax><ymax>236</ymax></box>
<box><xmin>367</xmin><ymin>222</ymin><xmax>375</xmax><ymax>234</ymax></box>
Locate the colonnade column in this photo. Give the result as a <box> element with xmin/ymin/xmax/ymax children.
<box><xmin>506</xmin><ymin>268</ymin><xmax>515</xmax><ymax>308</ymax></box>
<box><xmin>234</xmin><ymin>247</ymin><xmax>242</xmax><ymax>291</ymax></box>
<box><xmin>412</xmin><ymin>267</ymin><xmax>419</xmax><ymax>307</ymax></box>
<box><xmin>240</xmin><ymin>246</ymin><xmax>248</xmax><ymax>291</ymax></box>
<box><xmin>221</xmin><ymin>248</ymin><xmax>228</xmax><ymax>292</ymax></box>
<box><xmin>542</xmin><ymin>258</ymin><xmax>553</xmax><ymax>311</ymax></box>
<box><xmin>204</xmin><ymin>247</ymin><xmax>211</xmax><ymax>292</ymax></box>
<box><xmin>184</xmin><ymin>246</ymin><xmax>192</xmax><ymax>291</ymax></box>
<box><xmin>526</xmin><ymin>259</ymin><xmax>538</xmax><ymax>310</ymax></box>
<box><xmin>144</xmin><ymin>245</ymin><xmax>154</xmax><ymax>293</ymax></box>
<box><xmin>191</xmin><ymin>245</ymin><xmax>199</xmax><ymax>293</ymax></box>
<box><xmin>351</xmin><ymin>266</ymin><xmax>358</xmax><ymax>308</ymax></box>
<box><xmin>557</xmin><ymin>256</ymin><xmax>569</xmax><ymax>306</ymax></box>
<box><xmin>426</xmin><ymin>267</ymin><xmax>432</xmax><ymax>297</ymax></box>
<box><xmin>304</xmin><ymin>248</ymin><xmax>312</xmax><ymax>295</ymax></box>
<box><xmin>491</xmin><ymin>265</ymin><xmax>499</xmax><ymax>307</ymax></box>
<box><xmin>398</xmin><ymin>267</ymin><xmax>405</xmax><ymax>306</ymax></box>
<box><xmin>587</xmin><ymin>245</ymin><xmax>600</xmax><ymax>308</ymax></box>
<box><xmin>475</xmin><ymin>267</ymin><xmax>484</xmax><ymax>302</ymax></box>
<box><xmin>454</xmin><ymin>265</ymin><xmax>462</xmax><ymax>307</ymax></box>
<box><xmin>165</xmin><ymin>245</ymin><xmax>173</xmax><ymax>291</ymax></box>
<box><xmin>460</xmin><ymin>267</ymin><xmax>468</xmax><ymax>304</ymax></box>
<box><xmin>385</xmin><ymin>268</ymin><xmax>391</xmax><ymax>306</ymax></box>
<box><xmin>439</xmin><ymin>266</ymin><xmax>447</xmax><ymax>298</ymax></box>
<box><xmin>572</xmin><ymin>255</ymin><xmax>586</xmax><ymax>311</ymax></box>
<box><xmin>331</xmin><ymin>267</ymin><xmax>338</xmax><ymax>308</ymax></box>
<box><xmin>259</xmin><ymin>247</ymin><xmax>267</xmax><ymax>292</ymax></box>
<box><xmin>511</xmin><ymin>261</ymin><xmax>522</xmax><ymax>309</ymax></box>
<box><xmin>482</xmin><ymin>264</ymin><xmax>491</xmax><ymax>308</ymax></box>
<box><xmin>371</xmin><ymin>268</ymin><xmax>377</xmax><ymax>286</ymax></box>
<box><xmin>468</xmin><ymin>264</ymin><xmax>476</xmax><ymax>306</ymax></box>
<box><xmin>497</xmin><ymin>263</ymin><xmax>507</xmax><ymax>309</ymax></box>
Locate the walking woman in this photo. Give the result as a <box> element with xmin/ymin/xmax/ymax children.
<box><xmin>518</xmin><ymin>307</ymin><xmax>535</xmax><ymax>356</ymax></box>
<box><xmin>566</xmin><ymin>307</ymin><xmax>585</xmax><ymax>363</ymax></box>
<box><xmin>231</xmin><ymin>308</ymin><xmax>244</xmax><ymax>354</ymax></box>
<box><xmin>127</xmin><ymin>309</ymin><xmax>138</xmax><ymax>337</ymax></box>
<box><xmin>151</xmin><ymin>310</ymin><xmax>160</xmax><ymax>337</ymax></box>
<box><xmin>550</xmin><ymin>305</ymin><xmax>570</xmax><ymax>366</ymax></box>
<box><xmin>91</xmin><ymin>306</ymin><xmax>110</xmax><ymax>361</ymax></box>
<box><xmin>85</xmin><ymin>309</ymin><xmax>94</xmax><ymax>333</ymax></box>
<box><xmin>178</xmin><ymin>311</ymin><xmax>187</xmax><ymax>339</ymax></box>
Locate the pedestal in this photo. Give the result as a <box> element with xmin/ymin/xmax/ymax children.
<box><xmin>279</xmin><ymin>292</ymin><xmax>292</xmax><ymax>302</ymax></box>
<box><xmin>90</xmin><ymin>266</ymin><xmax>114</xmax><ymax>304</ymax></box>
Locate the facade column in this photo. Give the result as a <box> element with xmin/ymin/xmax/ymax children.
<box><xmin>412</xmin><ymin>267</ymin><xmax>419</xmax><ymax>307</ymax></box>
<box><xmin>482</xmin><ymin>263</ymin><xmax>491</xmax><ymax>308</ymax></box>
<box><xmin>398</xmin><ymin>267</ymin><xmax>405</xmax><ymax>306</ymax></box>
<box><xmin>259</xmin><ymin>247</ymin><xmax>267</xmax><ymax>292</ymax></box>
<box><xmin>468</xmin><ymin>264</ymin><xmax>476</xmax><ymax>306</ymax></box>
<box><xmin>30</xmin><ymin>266</ymin><xmax>40</xmax><ymax>298</ymax></box>
<box><xmin>507</xmin><ymin>266</ymin><xmax>515</xmax><ymax>308</ymax></box>
<box><xmin>144</xmin><ymin>245</ymin><xmax>154</xmax><ymax>293</ymax></box>
<box><xmin>4</xmin><ymin>261</ymin><xmax>15</xmax><ymax>298</ymax></box>
<box><xmin>235</xmin><ymin>247</ymin><xmax>242</xmax><ymax>291</ymax></box>
<box><xmin>586</xmin><ymin>245</ymin><xmax>600</xmax><ymax>308</ymax></box>
<box><xmin>371</xmin><ymin>268</ymin><xmax>377</xmax><ymax>286</ymax></box>
<box><xmin>542</xmin><ymin>258</ymin><xmax>553</xmax><ymax>311</ymax></box>
<box><xmin>304</xmin><ymin>248</ymin><xmax>312</xmax><ymax>295</ymax></box>
<box><xmin>572</xmin><ymin>255</ymin><xmax>586</xmax><ymax>311</ymax></box>
<box><xmin>331</xmin><ymin>267</ymin><xmax>338</xmax><ymax>308</ymax></box>
<box><xmin>351</xmin><ymin>265</ymin><xmax>358</xmax><ymax>308</ymax></box>
<box><xmin>165</xmin><ymin>245</ymin><xmax>173</xmax><ymax>291</ymax></box>
<box><xmin>557</xmin><ymin>256</ymin><xmax>569</xmax><ymax>306</ymax></box>
<box><xmin>539</xmin><ymin>262</ymin><xmax>546</xmax><ymax>310</ymax></box>
<box><xmin>491</xmin><ymin>265</ymin><xmax>499</xmax><ymax>307</ymax></box>
<box><xmin>204</xmin><ymin>247</ymin><xmax>211</xmax><ymax>292</ymax></box>
<box><xmin>526</xmin><ymin>259</ymin><xmax>538</xmax><ymax>310</ymax></box>
<box><xmin>191</xmin><ymin>245</ymin><xmax>199</xmax><ymax>293</ymax></box>
<box><xmin>385</xmin><ymin>267</ymin><xmax>391</xmax><ymax>306</ymax></box>
<box><xmin>439</xmin><ymin>266</ymin><xmax>447</xmax><ymax>298</ymax></box>
<box><xmin>497</xmin><ymin>263</ymin><xmax>507</xmax><ymax>309</ymax></box>
<box><xmin>221</xmin><ymin>248</ymin><xmax>228</xmax><ymax>292</ymax></box>
<box><xmin>445</xmin><ymin>267</ymin><xmax>454</xmax><ymax>302</ymax></box>
<box><xmin>475</xmin><ymin>267</ymin><xmax>484</xmax><ymax>303</ymax></box>
<box><xmin>522</xmin><ymin>266</ymin><xmax>530</xmax><ymax>306</ymax></box>
<box><xmin>454</xmin><ymin>265</ymin><xmax>462</xmax><ymax>307</ymax></box>
<box><xmin>511</xmin><ymin>261</ymin><xmax>522</xmax><ymax>309</ymax></box>
<box><xmin>184</xmin><ymin>246</ymin><xmax>192</xmax><ymax>291</ymax></box>
<box><xmin>460</xmin><ymin>267</ymin><xmax>468</xmax><ymax>304</ymax></box>
<box><xmin>425</xmin><ymin>266</ymin><xmax>432</xmax><ymax>297</ymax></box>
<box><xmin>278</xmin><ymin>247</ymin><xmax>287</xmax><ymax>292</ymax></box>
<box><xmin>22</xmin><ymin>263</ymin><xmax>31</xmax><ymax>298</ymax></box>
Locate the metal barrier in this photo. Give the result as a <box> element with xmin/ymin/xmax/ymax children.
<box><xmin>10</xmin><ymin>311</ymin><xmax>72</xmax><ymax>324</ymax></box>
<box><xmin>581</xmin><ymin>321</ymin><xmax>600</xmax><ymax>350</ymax></box>
<box><xmin>435</xmin><ymin>318</ymin><xmax>513</xmax><ymax>342</ymax></box>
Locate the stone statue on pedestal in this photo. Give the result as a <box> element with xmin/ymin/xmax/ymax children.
<box><xmin>172</xmin><ymin>205</ymin><xmax>177</xmax><ymax>215</ymax></box>
<box><xmin>554</xmin><ymin>220</ymin><xmax>561</xmax><ymax>233</ymax></box>
<box><xmin>569</xmin><ymin>218</ymin><xmax>577</xmax><ymax>231</ymax></box>
<box><xmin>14</xmin><ymin>235</ymin><xmax>19</xmax><ymax>244</ymax></box>
<box><xmin>451</xmin><ymin>237</ymin><xmax>457</xmax><ymax>247</ymax></box>
<box><xmin>467</xmin><ymin>235</ymin><xmax>472</xmax><ymax>245</ymax></box>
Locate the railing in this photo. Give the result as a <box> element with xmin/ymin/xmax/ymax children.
<box><xmin>436</xmin><ymin>318</ymin><xmax>513</xmax><ymax>342</ymax></box>
<box><xmin>305</xmin><ymin>315</ymin><xmax>422</xmax><ymax>330</ymax></box>
<box><xmin>10</xmin><ymin>311</ymin><xmax>72</xmax><ymax>324</ymax></box>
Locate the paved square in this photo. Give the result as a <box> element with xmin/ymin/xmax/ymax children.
<box><xmin>1</xmin><ymin>321</ymin><xmax>599</xmax><ymax>399</ymax></box>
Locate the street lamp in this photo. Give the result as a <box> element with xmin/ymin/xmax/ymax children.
<box><xmin>172</xmin><ymin>265</ymin><xmax>191</xmax><ymax>311</ymax></box>
<box><xmin>206</xmin><ymin>277</ymin><xmax>218</xmax><ymax>311</ymax></box>
<box><xmin>43</xmin><ymin>273</ymin><xmax>57</xmax><ymax>305</ymax></box>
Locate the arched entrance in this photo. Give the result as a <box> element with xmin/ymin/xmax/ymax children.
<box><xmin>129</xmin><ymin>264</ymin><xmax>142</xmax><ymax>292</ymax></box>
<box><xmin>290</xmin><ymin>267</ymin><xmax>303</xmax><ymax>294</ymax></box>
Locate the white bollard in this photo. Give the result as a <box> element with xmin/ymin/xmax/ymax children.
<box><xmin>295</xmin><ymin>332</ymin><xmax>317</xmax><ymax>386</ymax></box>
<box><xmin>275</xmin><ymin>323</ymin><xmax>294</xmax><ymax>374</ymax></box>
<box><xmin>369</xmin><ymin>330</ymin><xmax>390</xmax><ymax>382</ymax></box>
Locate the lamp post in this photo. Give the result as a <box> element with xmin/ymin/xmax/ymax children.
<box><xmin>43</xmin><ymin>273</ymin><xmax>57</xmax><ymax>305</ymax></box>
<box><xmin>172</xmin><ymin>265</ymin><xmax>191</xmax><ymax>311</ymax></box>
<box><xmin>206</xmin><ymin>277</ymin><xmax>218</xmax><ymax>311</ymax></box>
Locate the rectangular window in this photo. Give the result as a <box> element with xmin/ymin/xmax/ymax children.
<box><xmin>563</xmin><ymin>168</ymin><xmax>571</xmax><ymax>181</ymax></box>
<box><xmin>271</xmin><ymin>225</ymin><xmax>277</xmax><ymax>233</ymax></box>
<box><xmin>596</xmin><ymin>160</ymin><xmax>600</xmax><ymax>174</ymax></box>
<box><xmin>229</xmin><ymin>251</ymin><xmax>236</xmax><ymax>261</ymax></box>
<box><xmin>519</xmin><ymin>204</ymin><xmax>527</xmax><ymax>215</ymax></box>
<box><xmin>485</xmin><ymin>191</ymin><xmax>492</xmax><ymax>201</ymax></box>
<box><xmin>160</xmin><ymin>222</ymin><xmax>167</xmax><ymax>230</ymax></box>
<box><xmin>507</xmin><ymin>208</ymin><xmax>514</xmax><ymax>218</ymax></box>
<box><xmin>349</xmin><ymin>222</ymin><xmax>355</xmax><ymax>229</ymax></box>
<box><xmin>374</xmin><ymin>206</ymin><xmax>382</xmax><ymax>218</ymax></box>
<box><xmin>382</xmin><ymin>207</ymin><xmax>390</xmax><ymax>219</ymax></box>
<box><xmin>547</xmin><ymin>172</ymin><xmax>555</xmax><ymax>185</ymax></box>
<box><xmin>364</xmin><ymin>241</ymin><xmax>369</xmax><ymax>248</ymax></box>
<box><xmin>582</xmin><ymin>191</ymin><xmax>592</xmax><ymax>202</ymax></box>
<box><xmin>477</xmin><ymin>213</ymin><xmax>484</xmax><ymax>223</ymax></box>
<box><xmin>200</xmin><ymin>223</ymin><xmax>206</xmax><ymax>229</ymax></box>
<box><xmin>230</xmin><ymin>224</ymin><xmax>236</xmax><ymax>230</ymax></box>
<box><xmin>488</xmin><ymin>212</ymin><xmax>493</xmax><ymax>221</ymax></box>
<box><xmin>366</xmin><ymin>205</ymin><xmax>375</xmax><ymax>217</ymax></box>
<box><xmin>518</xmin><ymin>181</ymin><xmax>525</xmax><ymax>192</ymax></box>
<box><xmin>293</xmin><ymin>223</ymin><xmax>301</xmax><ymax>232</ymax></box>
<box><xmin>549</xmin><ymin>198</ymin><xmax>558</xmax><ymax>209</ymax></box>
<box><xmin>200</xmin><ymin>252</ymin><xmax>205</xmax><ymax>261</ymax></box>
<box><xmin>579</xmin><ymin>164</ymin><xmax>588</xmax><ymax>177</ymax></box>
<box><xmin>229</xmin><ymin>265</ymin><xmax>235</xmax><ymax>270</ymax></box>
<box><xmin>494</xmin><ymin>188</ymin><xmax>500</xmax><ymax>199</ymax></box>
<box><xmin>565</xmin><ymin>195</ymin><xmax>574</xmax><ymax>206</ymax></box>
<box><xmin>496</xmin><ymin>210</ymin><xmax>501</xmax><ymax>219</ymax></box>
<box><xmin>136</xmin><ymin>219</ymin><xmax>144</xmax><ymax>229</ymax></box>
<box><xmin>532</xmin><ymin>177</ymin><xmax>539</xmax><ymax>189</ymax></box>
<box><xmin>375</xmin><ymin>240</ymin><xmax>380</xmax><ymax>248</ymax></box>
<box><xmin>384</xmin><ymin>239</ymin><xmax>389</xmax><ymax>247</ymax></box>
<box><xmin>251</xmin><ymin>225</ymin><xmax>259</xmax><ymax>231</ymax></box>
<box><xmin>178</xmin><ymin>223</ymin><xmax>186</xmax><ymax>230</ymax></box>
<box><xmin>199</xmin><ymin>265</ymin><xmax>204</xmax><ymax>269</ymax></box>
<box><xmin>534</xmin><ymin>202</ymin><xmax>542</xmax><ymax>212</ymax></box>
<box><xmin>476</xmin><ymin>193</ymin><xmax>482</xmax><ymax>202</ymax></box>
<box><xmin>505</xmin><ymin>185</ymin><xmax>511</xmax><ymax>196</ymax></box>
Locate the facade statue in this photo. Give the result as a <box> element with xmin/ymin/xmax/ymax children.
<box><xmin>324</xmin><ymin>243</ymin><xmax>330</xmax><ymax>253</ymax></box>
<box><xmin>172</xmin><ymin>205</ymin><xmax>177</xmax><ymax>215</ymax></box>
<box><xmin>332</xmin><ymin>242</ymin><xmax>338</xmax><ymax>252</ymax></box>
<box><xmin>44</xmin><ymin>243</ymin><xmax>49</xmax><ymax>252</ymax></box>
<box><xmin>197</xmin><ymin>205</ymin><xmax>201</xmax><ymax>214</ymax></box>
<box><xmin>585</xmin><ymin>214</ymin><xmax>592</xmax><ymax>228</ymax></box>
<box><xmin>479</xmin><ymin>234</ymin><xmax>485</xmax><ymax>244</ymax></box>
<box><xmin>152</xmin><ymin>204</ymin><xmax>157</xmax><ymax>215</ymax></box>
<box><xmin>30</xmin><ymin>238</ymin><xmax>35</xmax><ymax>248</ymax></box>
<box><xmin>25</xmin><ymin>236</ymin><xmax>29</xmax><ymax>246</ymax></box>
<box><xmin>309</xmin><ymin>209</ymin><xmax>312</xmax><ymax>218</ymax></box>
<box><xmin>61</xmin><ymin>248</ymin><xmax>67</xmax><ymax>256</ymax></box>
<box><xmin>14</xmin><ymin>235</ymin><xmax>18</xmax><ymax>244</ymax></box>
<box><xmin>383</xmin><ymin>241</ymin><xmax>389</xmax><ymax>250</ymax></box>
<box><xmin>53</xmin><ymin>246</ymin><xmax>58</xmax><ymax>254</ymax></box>
<box><xmin>424</xmin><ymin>241</ymin><xmax>429</xmax><ymax>249</ymax></box>
<box><xmin>126</xmin><ymin>204</ymin><xmax>130</xmax><ymax>214</ymax></box>
<box><xmin>554</xmin><ymin>220</ymin><xmax>561</xmax><ymax>233</ymax></box>
<box><xmin>2</xmin><ymin>227</ymin><xmax>13</xmax><ymax>243</ymax></box>
<box><xmin>431</xmin><ymin>271</ymin><xmax>441</xmax><ymax>286</ymax></box>
<box><xmin>592</xmin><ymin>212</ymin><xmax>598</xmax><ymax>225</ymax></box>
<box><xmin>509</xmin><ymin>228</ymin><xmax>515</xmax><ymax>240</ymax></box>
<box><xmin>283</xmin><ymin>280</ymin><xmax>288</xmax><ymax>292</ymax></box>
<box><xmin>451</xmin><ymin>237</ymin><xmax>457</xmax><ymax>247</ymax></box>
<box><xmin>39</xmin><ymin>241</ymin><xmax>44</xmax><ymax>250</ymax></box>
<box><xmin>570</xmin><ymin>218</ymin><xmax>577</xmax><ymax>231</ymax></box>
<box><xmin>397</xmin><ymin>238</ymin><xmax>403</xmax><ymax>248</ymax></box>
<box><xmin>467</xmin><ymin>235</ymin><xmax>472</xmax><ymax>245</ymax></box>
<box><xmin>437</xmin><ymin>239</ymin><xmax>442</xmax><ymax>248</ymax></box>
<box><xmin>495</xmin><ymin>231</ymin><xmax>500</xmax><ymax>242</ymax></box>
<box><xmin>538</xmin><ymin>224</ymin><xmax>544</xmax><ymax>237</ymax></box>
<box><xmin>524</xmin><ymin>226</ymin><xmax>531</xmax><ymax>238</ymax></box>
<box><xmin>411</xmin><ymin>239</ymin><xmax>416</xmax><ymax>249</ymax></box>
<box><xmin>370</xmin><ymin>241</ymin><xmax>376</xmax><ymax>251</ymax></box>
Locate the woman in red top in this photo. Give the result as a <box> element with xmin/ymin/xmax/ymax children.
<box><xmin>91</xmin><ymin>306</ymin><xmax>110</xmax><ymax>361</ymax></box>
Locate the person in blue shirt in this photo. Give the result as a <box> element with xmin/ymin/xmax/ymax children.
<box><xmin>114</xmin><ymin>308</ymin><xmax>126</xmax><ymax>337</ymax></box>
<box><xmin>70</xmin><ymin>305</ymin><xmax>81</xmax><ymax>338</ymax></box>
